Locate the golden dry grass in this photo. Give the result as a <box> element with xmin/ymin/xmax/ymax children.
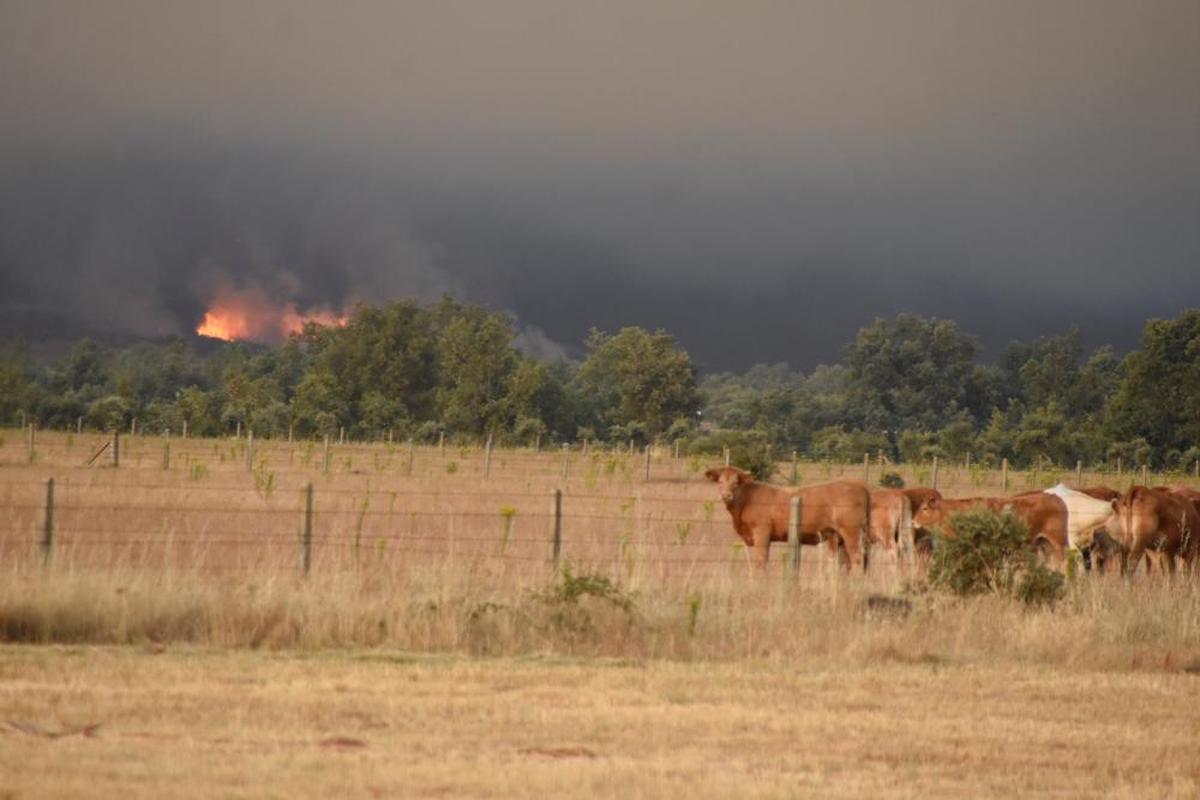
<box><xmin>1</xmin><ymin>646</ymin><xmax>1198</xmax><ymax>799</ymax></box>
<box><xmin>3</xmin><ymin>429</ymin><xmax>1200</xmax><ymax>797</ymax></box>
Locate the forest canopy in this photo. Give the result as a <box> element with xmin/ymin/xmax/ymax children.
<box><xmin>2</xmin><ymin>299</ymin><xmax>1197</xmax><ymax>470</ymax></box>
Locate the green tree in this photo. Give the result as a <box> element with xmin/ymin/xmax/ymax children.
<box><xmin>575</xmin><ymin>327</ymin><xmax>699</xmax><ymax>440</ymax></box>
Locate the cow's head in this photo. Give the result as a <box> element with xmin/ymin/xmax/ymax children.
<box><xmin>704</xmin><ymin>466</ymin><xmax>753</xmax><ymax>505</ymax></box>
<box><xmin>912</xmin><ymin>495</ymin><xmax>943</xmax><ymax>528</ymax></box>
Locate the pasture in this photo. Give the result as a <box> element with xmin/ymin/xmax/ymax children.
<box><xmin>2</xmin><ymin>429</ymin><xmax>1199</xmax><ymax>797</ymax></box>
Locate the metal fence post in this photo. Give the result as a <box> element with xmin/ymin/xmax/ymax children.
<box><xmin>302</xmin><ymin>482</ymin><xmax>314</xmax><ymax>576</ymax></box>
<box><xmin>41</xmin><ymin>478</ymin><xmax>54</xmax><ymax>567</ymax></box>
<box><xmin>551</xmin><ymin>489</ymin><xmax>563</xmax><ymax>567</ymax></box>
<box><xmin>787</xmin><ymin>495</ymin><xmax>801</xmax><ymax>580</ymax></box>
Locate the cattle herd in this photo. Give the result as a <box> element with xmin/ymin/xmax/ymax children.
<box><xmin>704</xmin><ymin>466</ymin><xmax>1200</xmax><ymax>576</ymax></box>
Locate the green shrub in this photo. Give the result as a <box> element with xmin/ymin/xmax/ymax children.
<box><xmin>928</xmin><ymin>509</ymin><xmax>1065</xmax><ymax>607</ymax></box>
<box><xmin>879</xmin><ymin>472</ymin><xmax>905</xmax><ymax>488</ymax></box>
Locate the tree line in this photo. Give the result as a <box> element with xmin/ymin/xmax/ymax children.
<box><xmin>1</xmin><ymin>297</ymin><xmax>1197</xmax><ymax>470</ymax></box>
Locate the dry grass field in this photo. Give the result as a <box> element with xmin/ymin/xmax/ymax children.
<box><xmin>2</xmin><ymin>428</ymin><xmax>1199</xmax><ymax>797</ymax></box>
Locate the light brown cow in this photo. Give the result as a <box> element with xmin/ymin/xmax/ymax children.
<box><xmin>704</xmin><ymin>466</ymin><xmax>871</xmax><ymax>571</ymax></box>
<box><xmin>869</xmin><ymin>489</ymin><xmax>915</xmax><ymax>561</ymax></box>
<box><xmin>912</xmin><ymin>491</ymin><xmax>1071</xmax><ymax>565</ymax></box>
<box><xmin>1115</xmin><ymin>486</ymin><xmax>1200</xmax><ymax>576</ymax></box>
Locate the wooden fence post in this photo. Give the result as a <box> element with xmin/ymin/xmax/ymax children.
<box><xmin>235</xmin><ymin>421</ymin><xmax>241</xmax><ymax>439</ymax></box>
<box><xmin>723</xmin><ymin>447</ymin><xmax>730</xmax><ymax>467</ymax></box>
<box><xmin>1141</xmin><ymin>464</ymin><xmax>1149</xmax><ymax>485</ymax></box>
<box><xmin>965</xmin><ymin>452</ymin><xmax>971</xmax><ymax>471</ymax></box>
<box><xmin>27</xmin><ymin>423</ymin><xmax>35</xmax><ymax>465</ymax></box>
<box><xmin>535</xmin><ymin>433</ymin><xmax>541</xmax><ymax>453</ymax></box>
<box><xmin>644</xmin><ymin>445</ymin><xmax>651</xmax><ymax>481</ymax></box>
<box><xmin>438</xmin><ymin>431</ymin><xmax>445</xmax><ymax>455</ymax></box>
<box><xmin>246</xmin><ymin>429</ymin><xmax>255</xmax><ymax>472</ymax></box>
<box><xmin>791</xmin><ymin>450</ymin><xmax>798</xmax><ymax>484</ymax></box>
<box><xmin>931</xmin><ymin>456</ymin><xmax>939</xmax><ymax>490</ymax></box>
<box><xmin>674</xmin><ymin>441</ymin><xmax>680</xmax><ymax>459</ymax></box>
<box><xmin>1001</xmin><ymin>458</ymin><xmax>1008</xmax><ymax>491</ymax></box>
<box><xmin>162</xmin><ymin>441</ymin><xmax>171</xmax><ymax>471</ymax></box>
<box><xmin>787</xmin><ymin>495</ymin><xmax>802</xmax><ymax>580</ymax></box>
<box><xmin>387</xmin><ymin>428</ymin><xmax>393</xmax><ymax>445</ymax></box>
<box><xmin>1076</xmin><ymin>460</ymin><xmax>1083</xmax><ymax>486</ymax></box>
<box><xmin>113</xmin><ymin>429</ymin><xmax>121</xmax><ymax>468</ymax></box>
<box><xmin>339</xmin><ymin>427</ymin><xmax>345</xmax><ymax>445</ymax></box>
<box><xmin>561</xmin><ymin>443</ymin><xmax>570</xmax><ymax>480</ymax></box>
<box><xmin>322</xmin><ymin>434</ymin><xmax>331</xmax><ymax>476</ymax></box>
<box><xmin>131</xmin><ymin>417</ymin><xmax>137</xmax><ymax>436</ymax></box>
<box><xmin>406</xmin><ymin>438</ymin><xmax>415</xmax><ymax>476</ymax></box>
<box><xmin>551</xmin><ymin>489</ymin><xmax>563</xmax><ymax>567</ymax></box>
<box><xmin>288</xmin><ymin>423</ymin><xmax>293</xmax><ymax>443</ymax></box>
<box><xmin>301</xmin><ymin>482</ymin><xmax>314</xmax><ymax>576</ymax></box>
<box><xmin>76</xmin><ymin>416</ymin><xmax>83</xmax><ymax>435</ymax></box>
<box><xmin>863</xmin><ymin>452</ymin><xmax>870</xmax><ymax>484</ymax></box>
<box><xmin>484</xmin><ymin>434</ymin><xmax>493</xmax><ymax>479</ymax></box>
<box><xmin>41</xmin><ymin>478</ymin><xmax>54</xmax><ymax>567</ymax></box>
<box><xmin>182</xmin><ymin>419</ymin><xmax>188</xmax><ymax>439</ymax></box>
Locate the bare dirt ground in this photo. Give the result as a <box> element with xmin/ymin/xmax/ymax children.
<box><xmin>1</xmin><ymin>646</ymin><xmax>1198</xmax><ymax>799</ymax></box>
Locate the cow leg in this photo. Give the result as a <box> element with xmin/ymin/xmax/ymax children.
<box><xmin>1125</xmin><ymin>543</ymin><xmax>1146</xmax><ymax>578</ymax></box>
<box><xmin>751</xmin><ymin>526</ymin><xmax>772</xmax><ymax>572</ymax></box>
<box><xmin>839</xmin><ymin>529</ymin><xmax>864</xmax><ymax>574</ymax></box>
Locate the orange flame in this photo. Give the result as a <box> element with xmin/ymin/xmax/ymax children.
<box><xmin>196</xmin><ymin>287</ymin><xmax>348</xmax><ymax>342</ymax></box>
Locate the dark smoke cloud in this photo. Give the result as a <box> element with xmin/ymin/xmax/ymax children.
<box><xmin>0</xmin><ymin>1</ymin><xmax>1197</xmax><ymax>369</ymax></box>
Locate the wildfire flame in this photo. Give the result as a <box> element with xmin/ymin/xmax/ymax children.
<box><xmin>196</xmin><ymin>287</ymin><xmax>348</xmax><ymax>342</ymax></box>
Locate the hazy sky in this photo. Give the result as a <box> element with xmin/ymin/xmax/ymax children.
<box><xmin>1</xmin><ymin>0</ymin><xmax>1197</xmax><ymax>370</ymax></box>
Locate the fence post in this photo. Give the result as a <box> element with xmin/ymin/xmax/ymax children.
<box><xmin>302</xmin><ymin>482</ymin><xmax>313</xmax><ymax>576</ymax></box>
<box><xmin>27</xmin><ymin>423</ymin><xmax>35</xmax><ymax>465</ymax></box>
<box><xmin>787</xmin><ymin>495</ymin><xmax>801</xmax><ymax>580</ymax></box>
<box><xmin>551</xmin><ymin>489</ymin><xmax>563</xmax><ymax>567</ymax></box>
<box><xmin>1195</xmin><ymin>458</ymin><xmax>1199</xmax><ymax>479</ymax></box>
<box><xmin>791</xmin><ymin>450</ymin><xmax>798</xmax><ymax>484</ymax></box>
<box><xmin>1116</xmin><ymin>457</ymin><xmax>1122</xmax><ymax>478</ymax></box>
<box><xmin>1076</xmin><ymin>460</ymin><xmax>1083</xmax><ymax>486</ymax></box>
<box><xmin>1001</xmin><ymin>458</ymin><xmax>1008</xmax><ymax>491</ymax></box>
<box><xmin>438</xmin><ymin>431</ymin><xmax>445</xmax><ymax>456</ymax></box>
<box><xmin>965</xmin><ymin>452</ymin><xmax>971</xmax><ymax>471</ymax></box>
<box><xmin>182</xmin><ymin>419</ymin><xmax>188</xmax><ymax>439</ymax></box>
<box><xmin>322</xmin><ymin>434</ymin><xmax>331</xmax><ymax>476</ymax></box>
<box><xmin>131</xmin><ymin>417</ymin><xmax>137</xmax><ymax>436</ymax></box>
<box><xmin>406</xmin><ymin>438</ymin><xmax>415</xmax><ymax>476</ymax></box>
<box><xmin>162</xmin><ymin>441</ymin><xmax>170</xmax><ymax>471</ymax></box>
<box><xmin>1141</xmin><ymin>464</ymin><xmax>1149</xmax><ymax>485</ymax></box>
<box><xmin>387</xmin><ymin>428</ymin><xmax>393</xmax><ymax>445</ymax></box>
<box><xmin>931</xmin><ymin>456</ymin><xmax>939</xmax><ymax>490</ymax></box>
<box><xmin>41</xmin><ymin>478</ymin><xmax>55</xmax><ymax>567</ymax></box>
<box><xmin>535</xmin><ymin>433</ymin><xmax>541</xmax><ymax>453</ymax></box>
<box><xmin>288</xmin><ymin>423</ymin><xmax>294</xmax><ymax>443</ymax></box>
<box><xmin>484</xmin><ymin>434</ymin><xmax>493</xmax><ymax>479</ymax></box>
<box><xmin>644</xmin><ymin>445</ymin><xmax>651</xmax><ymax>481</ymax></box>
<box><xmin>246</xmin><ymin>429</ymin><xmax>255</xmax><ymax>472</ymax></box>
<box><xmin>674</xmin><ymin>441</ymin><xmax>680</xmax><ymax>459</ymax></box>
<box><xmin>113</xmin><ymin>429</ymin><xmax>121</xmax><ymax>468</ymax></box>
<box><xmin>863</xmin><ymin>452</ymin><xmax>870</xmax><ymax>484</ymax></box>
<box><xmin>76</xmin><ymin>416</ymin><xmax>83</xmax><ymax>435</ymax></box>
<box><xmin>235</xmin><ymin>421</ymin><xmax>241</xmax><ymax>439</ymax></box>
<box><xmin>723</xmin><ymin>447</ymin><xmax>730</xmax><ymax>467</ymax></box>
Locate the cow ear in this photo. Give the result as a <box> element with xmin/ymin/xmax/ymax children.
<box><xmin>704</xmin><ymin>468</ymin><xmax>722</xmax><ymax>482</ymax></box>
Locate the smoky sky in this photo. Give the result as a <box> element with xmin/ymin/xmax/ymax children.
<box><xmin>1</xmin><ymin>0</ymin><xmax>1197</xmax><ymax>371</ymax></box>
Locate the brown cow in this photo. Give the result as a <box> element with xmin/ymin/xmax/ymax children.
<box><xmin>869</xmin><ymin>489</ymin><xmax>915</xmax><ymax>561</ymax></box>
<box><xmin>704</xmin><ymin>466</ymin><xmax>871</xmax><ymax>571</ymax></box>
<box><xmin>1115</xmin><ymin>486</ymin><xmax>1200</xmax><ymax>576</ymax></box>
<box><xmin>912</xmin><ymin>491</ymin><xmax>1071</xmax><ymax>566</ymax></box>
<box><xmin>902</xmin><ymin>487</ymin><xmax>941</xmax><ymax>557</ymax></box>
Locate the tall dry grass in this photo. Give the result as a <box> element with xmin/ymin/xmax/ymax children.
<box><xmin>2</xmin><ymin>559</ymin><xmax>1198</xmax><ymax>675</ymax></box>
<box><xmin>2</xmin><ymin>428</ymin><xmax>1199</xmax><ymax>673</ymax></box>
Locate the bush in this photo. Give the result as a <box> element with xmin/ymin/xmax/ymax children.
<box><xmin>879</xmin><ymin>472</ymin><xmax>905</xmax><ymax>489</ymax></box>
<box><xmin>928</xmin><ymin>510</ymin><xmax>1065</xmax><ymax>607</ymax></box>
<box><xmin>683</xmin><ymin>430</ymin><xmax>775</xmax><ymax>479</ymax></box>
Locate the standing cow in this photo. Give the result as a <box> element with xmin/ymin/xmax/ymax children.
<box><xmin>704</xmin><ymin>466</ymin><xmax>871</xmax><ymax>571</ymax></box>
<box><xmin>1115</xmin><ymin>486</ymin><xmax>1200</xmax><ymax>576</ymax></box>
<box><xmin>869</xmin><ymin>489</ymin><xmax>916</xmax><ymax>563</ymax></box>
